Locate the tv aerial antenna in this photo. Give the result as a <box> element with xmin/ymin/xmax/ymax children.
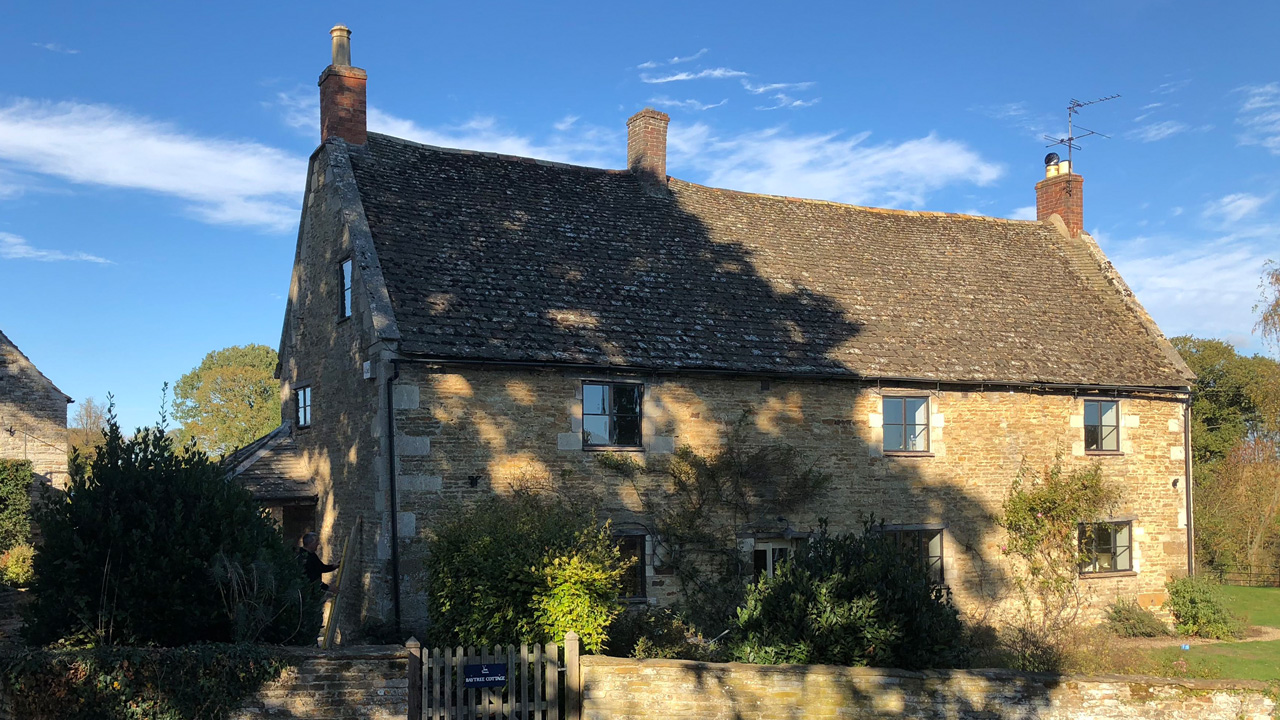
<box><xmin>1043</xmin><ymin>94</ymin><xmax>1121</xmax><ymax>168</ymax></box>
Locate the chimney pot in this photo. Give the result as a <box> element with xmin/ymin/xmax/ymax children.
<box><xmin>319</xmin><ymin>24</ymin><xmax>367</xmax><ymax>145</ymax></box>
<box><xmin>627</xmin><ymin>108</ymin><xmax>670</xmax><ymax>190</ymax></box>
<box><xmin>1035</xmin><ymin>159</ymin><xmax>1084</xmax><ymax>236</ymax></box>
<box><xmin>330</xmin><ymin>25</ymin><xmax>352</xmax><ymax>67</ymax></box>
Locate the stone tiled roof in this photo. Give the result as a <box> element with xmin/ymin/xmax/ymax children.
<box><xmin>0</xmin><ymin>329</ymin><xmax>71</xmax><ymax>401</ymax></box>
<box><xmin>344</xmin><ymin>133</ymin><xmax>1192</xmax><ymax>389</ymax></box>
<box><xmin>223</xmin><ymin>426</ymin><xmax>315</xmax><ymax>503</ymax></box>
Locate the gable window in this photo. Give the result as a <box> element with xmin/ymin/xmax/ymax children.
<box><xmin>296</xmin><ymin>386</ymin><xmax>312</xmax><ymax>428</ymax></box>
<box><xmin>881</xmin><ymin>527</ymin><xmax>945</xmax><ymax>584</ymax></box>
<box><xmin>1079</xmin><ymin>521</ymin><xmax>1132</xmax><ymax>574</ymax></box>
<box><xmin>1084</xmin><ymin>400</ymin><xmax>1120</xmax><ymax>452</ymax></box>
<box><xmin>339</xmin><ymin>259</ymin><xmax>353</xmax><ymax>319</ymax></box>
<box><xmin>753</xmin><ymin>539</ymin><xmax>798</xmax><ymax>579</ymax></box>
<box><xmin>883</xmin><ymin>396</ymin><xmax>929</xmax><ymax>452</ymax></box>
<box><xmin>616</xmin><ymin>535</ymin><xmax>647</xmax><ymax>600</ymax></box>
<box><xmin>582</xmin><ymin>382</ymin><xmax>642</xmax><ymax>448</ymax></box>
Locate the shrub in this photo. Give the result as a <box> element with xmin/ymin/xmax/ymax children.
<box><xmin>0</xmin><ymin>459</ymin><xmax>33</xmax><ymax>553</ymax></box>
<box><xmin>605</xmin><ymin>606</ymin><xmax>719</xmax><ymax>661</ymax></box>
<box><xmin>0</xmin><ymin>643</ymin><xmax>290</xmax><ymax>720</ymax></box>
<box><xmin>1105</xmin><ymin>598</ymin><xmax>1169</xmax><ymax>638</ymax></box>
<box><xmin>426</xmin><ymin>491</ymin><xmax>630</xmax><ymax>652</ymax></box>
<box><xmin>729</xmin><ymin>520</ymin><xmax>967</xmax><ymax>670</ymax></box>
<box><xmin>0</xmin><ymin>543</ymin><xmax>34</xmax><ymax>588</ymax></box>
<box><xmin>1164</xmin><ymin>575</ymin><xmax>1246</xmax><ymax>639</ymax></box>
<box><xmin>24</xmin><ymin>413</ymin><xmax>321</xmax><ymax>646</ymax></box>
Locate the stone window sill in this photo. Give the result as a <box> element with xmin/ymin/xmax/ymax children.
<box><xmin>883</xmin><ymin>451</ymin><xmax>935</xmax><ymax>458</ymax></box>
<box><xmin>582</xmin><ymin>445</ymin><xmax>645</xmax><ymax>453</ymax></box>
<box><xmin>1079</xmin><ymin>570</ymin><xmax>1138</xmax><ymax>579</ymax></box>
<box><xmin>1085</xmin><ymin>450</ymin><xmax>1125</xmax><ymax>457</ymax></box>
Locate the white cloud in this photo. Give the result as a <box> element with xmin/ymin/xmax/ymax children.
<box><xmin>1009</xmin><ymin>206</ymin><xmax>1037</xmax><ymax>221</ymax></box>
<box><xmin>741</xmin><ymin>80</ymin><xmax>815</xmax><ymax>95</ymax></box>
<box><xmin>1172</xmin><ymin>206</ymin><xmax>1184</xmax><ymax>216</ymax></box>
<box><xmin>1128</xmin><ymin>120</ymin><xmax>1189</xmax><ymax>142</ymax></box>
<box><xmin>668</xmin><ymin>124</ymin><xmax>1003</xmax><ymax>208</ymax></box>
<box><xmin>669</xmin><ymin>49</ymin><xmax>708</xmax><ymax>64</ymax></box>
<box><xmin>0</xmin><ymin>232</ymin><xmax>109</xmax><ymax>263</ymax></box>
<box><xmin>975</xmin><ymin>101</ymin><xmax>1054</xmax><ymax>140</ymax></box>
<box><xmin>553</xmin><ymin>115</ymin><xmax>579</xmax><ymax>131</ymax></box>
<box><xmin>1237</xmin><ymin>83</ymin><xmax>1280</xmax><ymax>155</ymax></box>
<box><xmin>367</xmin><ymin>109</ymin><xmax>619</xmax><ymax>167</ymax></box>
<box><xmin>648</xmin><ymin>97</ymin><xmax>727</xmax><ymax>112</ymax></box>
<box><xmin>1152</xmin><ymin>79</ymin><xmax>1191</xmax><ymax>95</ymax></box>
<box><xmin>1204</xmin><ymin>192</ymin><xmax>1270</xmax><ymax>223</ymax></box>
<box><xmin>32</xmin><ymin>42</ymin><xmax>79</xmax><ymax>54</ymax></box>
<box><xmin>0</xmin><ymin>99</ymin><xmax>305</xmax><ymax>232</ymax></box>
<box><xmin>1110</xmin><ymin>237</ymin><xmax>1270</xmax><ymax>344</ymax></box>
<box><xmin>641</xmin><ymin>68</ymin><xmax>749</xmax><ymax>84</ymax></box>
<box><xmin>756</xmin><ymin>94</ymin><xmax>821</xmax><ymax>111</ymax></box>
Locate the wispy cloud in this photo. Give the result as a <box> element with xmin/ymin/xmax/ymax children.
<box><xmin>1152</xmin><ymin>78</ymin><xmax>1191</xmax><ymax>95</ymax></box>
<box><xmin>641</xmin><ymin>67</ymin><xmax>749</xmax><ymax>84</ymax></box>
<box><xmin>0</xmin><ymin>99</ymin><xmax>305</xmax><ymax>232</ymax></box>
<box><xmin>756</xmin><ymin>94</ymin><xmax>821</xmax><ymax>111</ymax></box>
<box><xmin>32</xmin><ymin>42</ymin><xmax>79</xmax><ymax>54</ymax></box>
<box><xmin>741</xmin><ymin>80</ymin><xmax>815</xmax><ymax>95</ymax></box>
<box><xmin>1237</xmin><ymin>82</ymin><xmax>1280</xmax><ymax>155</ymax></box>
<box><xmin>668</xmin><ymin>124</ymin><xmax>1002</xmax><ymax>208</ymax></box>
<box><xmin>0</xmin><ymin>232</ymin><xmax>109</xmax><ymax>263</ymax></box>
<box><xmin>1127</xmin><ymin>120</ymin><xmax>1189</xmax><ymax>142</ymax></box>
<box><xmin>974</xmin><ymin>101</ymin><xmax>1054</xmax><ymax>140</ymax></box>
<box><xmin>637</xmin><ymin>48</ymin><xmax>709</xmax><ymax>70</ymax></box>
<box><xmin>553</xmin><ymin>115</ymin><xmax>579</xmax><ymax>132</ymax></box>
<box><xmin>648</xmin><ymin>97</ymin><xmax>727</xmax><ymax>112</ymax></box>
<box><xmin>1204</xmin><ymin>192</ymin><xmax>1270</xmax><ymax>223</ymax></box>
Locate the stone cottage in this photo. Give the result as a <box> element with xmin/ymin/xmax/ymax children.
<box><xmin>0</xmin><ymin>329</ymin><xmax>71</xmax><ymax>493</ymax></box>
<box><xmin>239</xmin><ymin>26</ymin><xmax>1195</xmax><ymax>638</ymax></box>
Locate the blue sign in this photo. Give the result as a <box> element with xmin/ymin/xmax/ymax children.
<box><xmin>463</xmin><ymin>663</ymin><xmax>507</xmax><ymax>688</ymax></box>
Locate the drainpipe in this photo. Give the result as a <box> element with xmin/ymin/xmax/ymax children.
<box><xmin>1184</xmin><ymin>400</ymin><xmax>1194</xmax><ymax>577</ymax></box>
<box><xmin>385</xmin><ymin>359</ymin><xmax>402</xmax><ymax>633</ymax></box>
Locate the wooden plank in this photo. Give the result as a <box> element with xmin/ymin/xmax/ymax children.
<box><xmin>533</xmin><ymin>643</ymin><xmax>543</xmax><ymax>720</ymax></box>
<box><xmin>563</xmin><ymin>632</ymin><xmax>580</xmax><ymax>720</ymax></box>
<box><xmin>319</xmin><ymin>517</ymin><xmax>361</xmax><ymax>649</ymax></box>
<box><xmin>505</xmin><ymin>644</ymin><xmax>516</xmax><ymax>720</ymax></box>
<box><xmin>465</xmin><ymin>645</ymin><xmax>476</xmax><ymax>720</ymax></box>
<box><xmin>454</xmin><ymin>646</ymin><xmax>465</xmax><ymax>720</ymax></box>
<box><xmin>519</xmin><ymin>642</ymin><xmax>529</xmax><ymax>720</ymax></box>
<box><xmin>546</xmin><ymin>641</ymin><xmax>559</xmax><ymax>720</ymax></box>
<box><xmin>430</xmin><ymin>648</ymin><xmax>441</xmax><ymax>720</ymax></box>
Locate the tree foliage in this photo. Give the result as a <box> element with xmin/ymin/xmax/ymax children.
<box><xmin>729</xmin><ymin>520</ymin><xmax>966</xmax><ymax>670</ymax></box>
<box><xmin>1164</xmin><ymin>575</ymin><xmax>1245</xmax><ymax>640</ymax></box>
<box><xmin>25</xmin><ymin>409</ymin><xmax>320</xmax><ymax>646</ymax></box>
<box><xmin>1257</xmin><ymin>260</ymin><xmax>1280</xmax><ymax>353</ymax></box>
<box><xmin>0</xmin><ymin>459</ymin><xmax>33</xmax><ymax>553</ymax></box>
<box><xmin>1196</xmin><ymin>437</ymin><xmax>1280</xmax><ymax>571</ymax></box>
<box><xmin>426</xmin><ymin>491</ymin><xmax>630</xmax><ymax>653</ymax></box>
<box><xmin>1172</xmin><ymin>336</ymin><xmax>1280</xmax><ymax>465</ymax></box>
<box><xmin>67</xmin><ymin>396</ymin><xmax>110</xmax><ymax>466</ymax></box>
<box><xmin>173</xmin><ymin>345</ymin><xmax>281</xmax><ymax>459</ymax></box>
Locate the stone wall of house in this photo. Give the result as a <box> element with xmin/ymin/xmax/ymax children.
<box><xmin>279</xmin><ymin>143</ymin><xmax>393</xmax><ymax>639</ymax></box>
<box><xmin>390</xmin><ymin>364</ymin><xmax>1189</xmax><ymax>626</ymax></box>
<box><xmin>230</xmin><ymin>646</ymin><xmax>408</xmax><ymax>720</ymax></box>
<box><xmin>578</xmin><ymin>655</ymin><xmax>1274</xmax><ymax>720</ymax></box>
<box><xmin>0</xmin><ymin>335</ymin><xmax>68</xmax><ymax>492</ymax></box>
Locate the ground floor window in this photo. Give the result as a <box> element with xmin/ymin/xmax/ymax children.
<box><xmin>616</xmin><ymin>535</ymin><xmax>647</xmax><ymax>599</ymax></box>
<box><xmin>880</xmin><ymin>526</ymin><xmax>945</xmax><ymax>584</ymax></box>
<box><xmin>1079</xmin><ymin>521</ymin><xmax>1132</xmax><ymax>573</ymax></box>
<box><xmin>753</xmin><ymin>539</ymin><xmax>799</xmax><ymax>579</ymax></box>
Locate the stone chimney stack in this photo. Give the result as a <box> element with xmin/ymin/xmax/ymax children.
<box><xmin>627</xmin><ymin>108</ymin><xmax>670</xmax><ymax>189</ymax></box>
<box><xmin>318</xmin><ymin>25</ymin><xmax>367</xmax><ymax>145</ymax></box>
<box><xmin>1035</xmin><ymin>156</ymin><xmax>1083</xmax><ymax>236</ymax></box>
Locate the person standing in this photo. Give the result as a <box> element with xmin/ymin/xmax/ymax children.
<box><xmin>297</xmin><ymin>531</ymin><xmax>339</xmax><ymax>592</ymax></box>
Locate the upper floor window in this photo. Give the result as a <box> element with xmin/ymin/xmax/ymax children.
<box><xmin>753</xmin><ymin>539</ymin><xmax>799</xmax><ymax>579</ymax></box>
<box><xmin>1084</xmin><ymin>400</ymin><xmax>1119</xmax><ymax>452</ymax></box>
<box><xmin>339</xmin><ymin>259</ymin><xmax>353</xmax><ymax>319</ymax></box>
<box><xmin>616</xmin><ymin>534</ymin><xmax>647</xmax><ymax>600</ymax></box>
<box><xmin>582</xmin><ymin>382</ymin><xmax>642</xmax><ymax>448</ymax></box>
<box><xmin>883</xmin><ymin>396</ymin><xmax>929</xmax><ymax>452</ymax></box>
<box><xmin>881</xmin><ymin>526</ymin><xmax>945</xmax><ymax>584</ymax></box>
<box><xmin>1079</xmin><ymin>521</ymin><xmax>1132</xmax><ymax>574</ymax></box>
<box><xmin>296</xmin><ymin>386</ymin><xmax>312</xmax><ymax>428</ymax></box>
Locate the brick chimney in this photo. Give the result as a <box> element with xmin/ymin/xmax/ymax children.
<box><xmin>627</xmin><ymin>108</ymin><xmax>670</xmax><ymax>189</ymax></box>
<box><xmin>1035</xmin><ymin>157</ymin><xmax>1083</xmax><ymax>236</ymax></box>
<box><xmin>318</xmin><ymin>25</ymin><xmax>367</xmax><ymax>145</ymax></box>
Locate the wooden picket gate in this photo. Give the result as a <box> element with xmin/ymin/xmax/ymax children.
<box><xmin>407</xmin><ymin>632</ymin><xmax>581</xmax><ymax>720</ymax></box>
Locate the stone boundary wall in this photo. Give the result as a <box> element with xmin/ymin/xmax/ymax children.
<box><xmin>579</xmin><ymin>655</ymin><xmax>1277</xmax><ymax>720</ymax></box>
<box><xmin>231</xmin><ymin>646</ymin><xmax>407</xmax><ymax>720</ymax></box>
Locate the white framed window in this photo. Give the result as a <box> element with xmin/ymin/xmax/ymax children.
<box><xmin>296</xmin><ymin>386</ymin><xmax>312</xmax><ymax>428</ymax></box>
<box><xmin>615</xmin><ymin>534</ymin><xmax>647</xmax><ymax>600</ymax></box>
<box><xmin>880</xmin><ymin>526</ymin><xmax>945</xmax><ymax>584</ymax></box>
<box><xmin>753</xmin><ymin>539</ymin><xmax>800</xmax><ymax>579</ymax></box>
<box><xmin>1084</xmin><ymin>399</ymin><xmax>1120</xmax><ymax>453</ymax></box>
<box><xmin>1079</xmin><ymin>521</ymin><xmax>1132</xmax><ymax>574</ymax></box>
<box><xmin>883</xmin><ymin>396</ymin><xmax>929</xmax><ymax>452</ymax></box>
<box><xmin>339</xmin><ymin>258</ymin><xmax>353</xmax><ymax>319</ymax></box>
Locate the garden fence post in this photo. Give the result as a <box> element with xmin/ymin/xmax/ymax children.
<box><xmin>564</xmin><ymin>631</ymin><xmax>581</xmax><ymax>720</ymax></box>
<box><xmin>407</xmin><ymin>637</ymin><xmax>422</xmax><ymax>720</ymax></box>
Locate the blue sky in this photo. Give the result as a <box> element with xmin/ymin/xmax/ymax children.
<box><xmin>4</xmin><ymin>1</ymin><xmax>1278</xmax><ymax>430</ymax></box>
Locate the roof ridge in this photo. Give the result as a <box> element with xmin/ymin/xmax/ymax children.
<box><xmin>365</xmin><ymin>132</ymin><xmax>630</xmax><ymax>175</ymax></box>
<box><xmin>0</xmin><ymin>328</ymin><xmax>71</xmax><ymax>402</ymax></box>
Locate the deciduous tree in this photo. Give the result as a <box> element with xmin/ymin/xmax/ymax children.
<box><xmin>173</xmin><ymin>345</ymin><xmax>280</xmax><ymax>459</ymax></box>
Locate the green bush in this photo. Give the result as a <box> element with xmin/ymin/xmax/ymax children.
<box><xmin>1105</xmin><ymin>598</ymin><xmax>1170</xmax><ymax>638</ymax></box>
<box><xmin>1164</xmin><ymin>575</ymin><xmax>1246</xmax><ymax>639</ymax></box>
<box><xmin>0</xmin><ymin>459</ymin><xmax>33</xmax><ymax>553</ymax></box>
<box><xmin>0</xmin><ymin>543</ymin><xmax>34</xmax><ymax>588</ymax></box>
<box><xmin>605</xmin><ymin>606</ymin><xmax>719</xmax><ymax>661</ymax></box>
<box><xmin>0</xmin><ymin>643</ymin><xmax>291</xmax><ymax>720</ymax></box>
<box><xmin>426</xmin><ymin>491</ymin><xmax>631</xmax><ymax>652</ymax></box>
<box><xmin>24</xmin><ymin>414</ymin><xmax>322</xmax><ymax>646</ymax></box>
<box><xmin>729</xmin><ymin>520</ymin><xmax>966</xmax><ymax>669</ymax></box>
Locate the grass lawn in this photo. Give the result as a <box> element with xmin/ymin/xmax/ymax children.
<box><xmin>1143</xmin><ymin>586</ymin><xmax>1280</xmax><ymax>683</ymax></box>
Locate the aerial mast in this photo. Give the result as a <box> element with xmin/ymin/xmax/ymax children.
<box><xmin>1043</xmin><ymin>94</ymin><xmax>1121</xmax><ymax>169</ymax></box>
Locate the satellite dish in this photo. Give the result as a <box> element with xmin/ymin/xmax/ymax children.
<box><xmin>1044</xmin><ymin>152</ymin><xmax>1061</xmax><ymax>166</ymax></box>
